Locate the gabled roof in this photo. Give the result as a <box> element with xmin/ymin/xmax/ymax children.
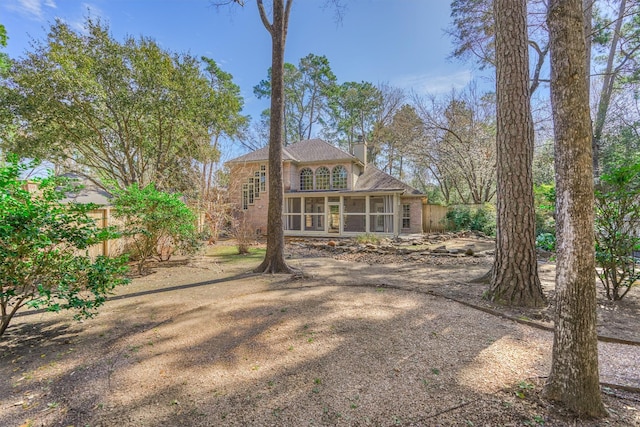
<box><xmin>60</xmin><ymin>173</ymin><xmax>112</xmax><ymax>206</ymax></box>
<box><xmin>226</xmin><ymin>139</ymin><xmax>358</xmax><ymax>164</ymax></box>
<box><xmin>354</xmin><ymin>166</ymin><xmax>423</xmax><ymax>195</ymax></box>
<box><xmin>287</xmin><ymin>139</ymin><xmax>357</xmax><ymax>163</ymax></box>
<box><xmin>227</xmin><ymin>138</ymin><xmax>423</xmax><ymax>196</ymax></box>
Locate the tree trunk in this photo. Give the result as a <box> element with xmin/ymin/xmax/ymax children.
<box><xmin>592</xmin><ymin>0</ymin><xmax>626</xmax><ymax>179</ymax></box>
<box><xmin>583</xmin><ymin>0</ymin><xmax>593</xmax><ymax>95</ymax></box>
<box><xmin>254</xmin><ymin>0</ymin><xmax>294</xmax><ymax>274</ymax></box>
<box><xmin>545</xmin><ymin>0</ymin><xmax>607</xmax><ymax>417</ymax></box>
<box><xmin>487</xmin><ymin>0</ymin><xmax>545</xmax><ymax>307</ymax></box>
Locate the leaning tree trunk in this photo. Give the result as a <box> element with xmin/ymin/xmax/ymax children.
<box><xmin>545</xmin><ymin>0</ymin><xmax>607</xmax><ymax>417</ymax></box>
<box><xmin>254</xmin><ymin>0</ymin><xmax>294</xmax><ymax>274</ymax></box>
<box><xmin>487</xmin><ymin>0</ymin><xmax>545</xmax><ymax>307</ymax></box>
<box><xmin>592</xmin><ymin>0</ymin><xmax>625</xmax><ymax>179</ymax></box>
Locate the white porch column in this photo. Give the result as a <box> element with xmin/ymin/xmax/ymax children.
<box><xmin>365</xmin><ymin>195</ymin><xmax>370</xmax><ymax>233</ymax></box>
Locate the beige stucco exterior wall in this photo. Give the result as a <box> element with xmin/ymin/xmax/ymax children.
<box><xmin>351</xmin><ymin>163</ymin><xmax>364</xmax><ymax>187</ymax></box>
<box><xmin>287</xmin><ymin>162</ymin><xmax>355</xmax><ymax>192</ymax></box>
<box><xmin>283</xmin><ymin>162</ymin><xmax>293</xmax><ymax>191</ymax></box>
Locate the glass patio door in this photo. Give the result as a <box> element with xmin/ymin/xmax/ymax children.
<box><xmin>328</xmin><ymin>203</ymin><xmax>340</xmax><ymax>234</ymax></box>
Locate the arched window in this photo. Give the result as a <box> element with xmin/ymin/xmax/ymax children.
<box><xmin>332</xmin><ymin>165</ymin><xmax>347</xmax><ymax>189</ymax></box>
<box><xmin>300</xmin><ymin>168</ymin><xmax>313</xmax><ymax>191</ymax></box>
<box><xmin>315</xmin><ymin>167</ymin><xmax>330</xmax><ymax>190</ymax></box>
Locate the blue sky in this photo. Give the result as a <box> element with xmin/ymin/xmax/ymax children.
<box><xmin>2</xmin><ymin>0</ymin><xmax>491</xmax><ymax>156</ymax></box>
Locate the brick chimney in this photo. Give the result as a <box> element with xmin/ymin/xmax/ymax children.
<box><xmin>352</xmin><ymin>136</ymin><xmax>367</xmax><ymax>167</ymax></box>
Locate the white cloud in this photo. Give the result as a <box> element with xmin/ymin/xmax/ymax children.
<box><xmin>67</xmin><ymin>19</ymin><xmax>86</xmax><ymax>34</ymax></box>
<box><xmin>6</xmin><ymin>0</ymin><xmax>57</xmax><ymax>21</ymax></box>
<box><xmin>80</xmin><ymin>2</ymin><xmax>105</xmax><ymax>19</ymax></box>
<box><xmin>65</xmin><ymin>3</ymin><xmax>107</xmax><ymax>34</ymax></box>
<box><xmin>393</xmin><ymin>70</ymin><xmax>474</xmax><ymax>96</ymax></box>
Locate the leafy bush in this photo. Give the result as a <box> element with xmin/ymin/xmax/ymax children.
<box><xmin>534</xmin><ymin>184</ymin><xmax>556</xmax><ymax>237</ymax></box>
<box><xmin>446</xmin><ymin>204</ymin><xmax>496</xmax><ymax>236</ymax></box>
<box><xmin>112</xmin><ymin>183</ymin><xmax>200</xmax><ymax>274</ymax></box>
<box><xmin>0</xmin><ymin>156</ymin><xmax>129</xmax><ymax>337</ymax></box>
<box><xmin>535</xmin><ymin>232</ymin><xmax>556</xmax><ymax>252</ymax></box>
<box><xmin>594</xmin><ymin>163</ymin><xmax>640</xmax><ymax>301</ymax></box>
<box><xmin>446</xmin><ymin>206</ymin><xmax>472</xmax><ymax>230</ymax></box>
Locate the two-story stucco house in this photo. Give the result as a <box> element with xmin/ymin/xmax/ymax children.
<box><xmin>226</xmin><ymin>139</ymin><xmax>424</xmax><ymax>237</ymax></box>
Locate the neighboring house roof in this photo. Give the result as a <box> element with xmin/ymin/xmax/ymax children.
<box><xmin>226</xmin><ymin>139</ymin><xmax>358</xmax><ymax>164</ymax></box>
<box><xmin>354</xmin><ymin>166</ymin><xmax>423</xmax><ymax>195</ymax></box>
<box><xmin>60</xmin><ymin>173</ymin><xmax>112</xmax><ymax>206</ymax></box>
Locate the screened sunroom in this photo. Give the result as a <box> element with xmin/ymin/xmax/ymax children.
<box><xmin>283</xmin><ymin>194</ymin><xmax>397</xmax><ymax>236</ymax></box>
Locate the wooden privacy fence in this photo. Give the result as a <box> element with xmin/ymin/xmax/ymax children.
<box><xmin>422</xmin><ymin>204</ymin><xmax>491</xmax><ymax>233</ymax></box>
<box><xmin>85</xmin><ymin>207</ymin><xmax>208</xmax><ymax>258</ymax></box>
<box><xmin>422</xmin><ymin>204</ymin><xmax>449</xmax><ymax>232</ymax></box>
<box><xmin>86</xmin><ymin>208</ymin><xmax>127</xmax><ymax>258</ymax></box>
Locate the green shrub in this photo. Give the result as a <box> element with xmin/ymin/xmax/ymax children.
<box><xmin>534</xmin><ymin>184</ymin><xmax>556</xmax><ymax>237</ymax></box>
<box><xmin>0</xmin><ymin>156</ymin><xmax>129</xmax><ymax>337</ymax></box>
<box><xmin>446</xmin><ymin>206</ymin><xmax>472</xmax><ymax>230</ymax></box>
<box><xmin>446</xmin><ymin>204</ymin><xmax>496</xmax><ymax>236</ymax></box>
<box><xmin>594</xmin><ymin>163</ymin><xmax>640</xmax><ymax>301</ymax></box>
<box><xmin>535</xmin><ymin>232</ymin><xmax>556</xmax><ymax>252</ymax></box>
<box><xmin>112</xmin><ymin>183</ymin><xmax>200</xmax><ymax>274</ymax></box>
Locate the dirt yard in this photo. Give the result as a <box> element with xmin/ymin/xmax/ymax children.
<box><xmin>1</xmin><ymin>235</ymin><xmax>639</xmax><ymax>426</ymax></box>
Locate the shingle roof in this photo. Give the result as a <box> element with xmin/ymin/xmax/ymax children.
<box><xmin>226</xmin><ymin>139</ymin><xmax>357</xmax><ymax>164</ymax></box>
<box><xmin>60</xmin><ymin>173</ymin><xmax>112</xmax><ymax>205</ymax></box>
<box><xmin>287</xmin><ymin>139</ymin><xmax>357</xmax><ymax>162</ymax></box>
<box><xmin>226</xmin><ymin>138</ymin><xmax>422</xmax><ymax>195</ymax></box>
<box><xmin>354</xmin><ymin>166</ymin><xmax>423</xmax><ymax>195</ymax></box>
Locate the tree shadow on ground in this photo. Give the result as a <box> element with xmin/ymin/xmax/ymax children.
<box><xmin>4</xmin><ymin>275</ymin><xmax>634</xmax><ymax>427</ymax></box>
<box><xmin>2</xmin><ymin>257</ymin><xmax>639</xmax><ymax>427</ymax></box>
